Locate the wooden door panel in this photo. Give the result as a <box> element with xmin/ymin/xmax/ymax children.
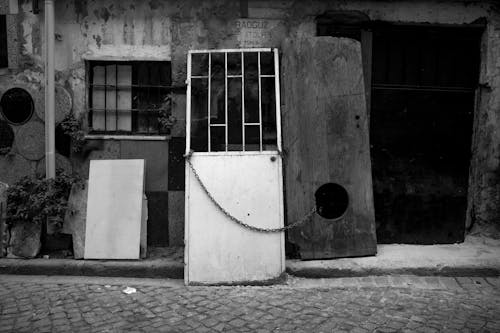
<box><xmin>282</xmin><ymin>37</ymin><xmax>377</xmax><ymax>259</ymax></box>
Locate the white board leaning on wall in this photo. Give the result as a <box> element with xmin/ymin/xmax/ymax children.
<box><xmin>84</xmin><ymin>159</ymin><xmax>146</xmax><ymax>260</ymax></box>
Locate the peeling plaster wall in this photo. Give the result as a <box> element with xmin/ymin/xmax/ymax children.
<box><xmin>1</xmin><ymin>0</ymin><xmax>500</xmax><ymax>244</ymax></box>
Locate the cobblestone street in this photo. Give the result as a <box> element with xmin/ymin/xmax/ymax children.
<box><xmin>0</xmin><ymin>275</ymin><xmax>499</xmax><ymax>332</ymax></box>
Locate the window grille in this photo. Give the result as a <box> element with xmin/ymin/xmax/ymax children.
<box><xmin>0</xmin><ymin>15</ymin><xmax>7</xmax><ymax>68</ymax></box>
<box><xmin>188</xmin><ymin>49</ymin><xmax>280</xmax><ymax>152</ymax></box>
<box><xmin>88</xmin><ymin>61</ymin><xmax>172</xmax><ymax>135</ymax></box>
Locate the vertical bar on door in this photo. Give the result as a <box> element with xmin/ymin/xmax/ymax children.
<box><xmin>241</xmin><ymin>52</ymin><xmax>245</xmax><ymax>151</ymax></box>
<box><xmin>208</xmin><ymin>52</ymin><xmax>212</xmax><ymax>152</ymax></box>
<box><xmin>104</xmin><ymin>65</ymin><xmax>107</xmax><ymax>131</ymax></box>
<box><xmin>224</xmin><ymin>52</ymin><xmax>228</xmax><ymax>151</ymax></box>
<box><xmin>115</xmin><ymin>64</ymin><xmax>118</xmax><ymax>132</ymax></box>
<box><xmin>185</xmin><ymin>52</ymin><xmax>192</xmax><ymax>154</ymax></box>
<box><xmin>258</xmin><ymin>52</ymin><xmax>263</xmax><ymax>151</ymax></box>
<box><xmin>184</xmin><ymin>52</ymin><xmax>192</xmax><ymax>285</ymax></box>
<box><xmin>274</xmin><ymin>48</ymin><xmax>282</xmax><ymax>152</ymax></box>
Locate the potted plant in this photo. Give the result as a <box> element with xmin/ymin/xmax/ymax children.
<box><xmin>5</xmin><ymin>170</ymin><xmax>81</xmax><ymax>258</ymax></box>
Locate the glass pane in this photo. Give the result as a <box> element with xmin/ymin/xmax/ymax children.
<box><xmin>192</xmin><ymin>53</ymin><xmax>208</xmax><ymax>76</ymax></box>
<box><xmin>260</xmin><ymin>52</ymin><xmax>274</xmax><ymax>75</ymax></box>
<box><xmin>191</xmin><ymin>78</ymin><xmax>208</xmax><ymax>152</ymax></box>
<box><xmin>159</xmin><ymin>62</ymin><xmax>172</xmax><ymax>85</ymax></box>
<box><xmin>210</xmin><ymin>53</ymin><xmax>225</xmax><ymax>125</ymax></box>
<box><xmin>244</xmin><ymin>52</ymin><xmax>259</xmax><ymax>123</ymax></box>
<box><xmin>261</xmin><ymin>77</ymin><xmax>277</xmax><ymax>150</ymax></box>
<box><xmin>135</xmin><ymin>62</ymin><xmax>150</xmax><ymax>133</ymax></box>
<box><xmin>136</xmin><ymin>112</ymin><xmax>159</xmax><ymax>134</ymax></box>
<box><xmin>227</xmin><ymin>52</ymin><xmax>241</xmax><ymax>75</ymax></box>
<box><xmin>91</xmin><ymin>65</ymin><xmax>105</xmax><ymax>131</ymax></box>
<box><xmin>116</xmin><ymin>65</ymin><xmax>132</xmax><ymax>131</ymax></box>
<box><xmin>210</xmin><ymin>126</ymin><xmax>225</xmax><ymax>152</ymax></box>
<box><xmin>227</xmin><ymin>78</ymin><xmax>242</xmax><ymax>151</ymax></box>
<box><xmin>245</xmin><ymin>125</ymin><xmax>260</xmax><ymax>151</ymax></box>
<box><xmin>105</xmin><ymin>64</ymin><xmax>117</xmax><ymax>131</ymax></box>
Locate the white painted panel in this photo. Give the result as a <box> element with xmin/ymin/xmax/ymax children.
<box><xmin>185</xmin><ymin>152</ymin><xmax>284</xmax><ymax>284</ymax></box>
<box><xmin>84</xmin><ymin>159</ymin><xmax>145</xmax><ymax>259</ymax></box>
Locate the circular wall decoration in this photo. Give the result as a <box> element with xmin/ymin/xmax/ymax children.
<box><xmin>36</xmin><ymin>153</ymin><xmax>73</xmax><ymax>177</ymax></box>
<box><xmin>0</xmin><ymin>87</ymin><xmax>35</xmax><ymax>125</ymax></box>
<box><xmin>0</xmin><ymin>120</ymin><xmax>14</xmax><ymax>154</ymax></box>
<box><xmin>0</xmin><ymin>153</ymin><xmax>33</xmax><ymax>185</ymax></box>
<box><xmin>15</xmin><ymin>121</ymin><xmax>45</xmax><ymax>161</ymax></box>
<box><xmin>315</xmin><ymin>183</ymin><xmax>349</xmax><ymax>220</ymax></box>
<box><xmin>35</xmin><ymin>85</ymin><xmax>73</xmax><ymax>124</ymax></box>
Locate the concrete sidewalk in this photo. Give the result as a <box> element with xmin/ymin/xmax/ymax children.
<box><xmin>1</xmin><ymin>236</ymin><xmax>499</xmax><ymax>279</ymax></box>
<box><xmin>287</xmin><ymin>235</ymin><xmax>500</xmax><ymax>278</ymax></box>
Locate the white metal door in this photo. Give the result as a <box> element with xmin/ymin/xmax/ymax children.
<box><xmin>185</xmin><ymin>49</ymin><xmax>284</xmax><ymax>285</ymax></box>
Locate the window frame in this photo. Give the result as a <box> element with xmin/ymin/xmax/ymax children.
<box><xmin>86</xmin><ymin>60</ymin><xmax>173</xmax><ymax>136</ymax></box>
<box><xmin>0</xmin><ymin>14</ymin><xmax>8</xmax><ymax>70</ymax></box>
<box><xmin>186</xmin><ymin>48</ymin><xmax>282</xmax><ymax>154</ymax></box>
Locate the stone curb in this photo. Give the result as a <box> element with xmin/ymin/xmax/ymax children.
<box><xmin>285</xmin><ymin>265</ymin><xmax>500</xmax><ymax>278</ymax></box>
<box><xmin>1</xmin><ymin>258</ymin><xmax>500</xmax><ymax>279</ymax></box>
<box><xmin>0</xmin><ymin>259</ymin><xmax>184</xmax><ymax>279</ymax></box>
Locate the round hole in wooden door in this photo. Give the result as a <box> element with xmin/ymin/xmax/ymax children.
<box><xmin>0</xmin><ymin>88</ymin><xmax>34</xmax><ymax>125</ymax></box>
<box><xmin>315</xmin><ymin>183</ymin><xmax>349</xmax><ymax>219</ymax></box>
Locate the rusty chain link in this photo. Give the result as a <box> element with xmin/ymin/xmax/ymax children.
<box><xmin>185</xmin><ymin>151</ymin><xmax>316</xmax><ymax>233</ymax></box>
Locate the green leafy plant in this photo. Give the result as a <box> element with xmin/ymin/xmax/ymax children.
<box><xmin>157</xmin><ymin>93</ymin><xmax>176</xmax><ymax>133</ymax></box>
<box><xmin>5</xmin><ymin>170</ymin><xmax>82</xmax><ymax>228</ymax></box>
<box><xmin>60</xmin><ymin>113</ymin><xmax>86</xmax><ymax>153</ymax></box>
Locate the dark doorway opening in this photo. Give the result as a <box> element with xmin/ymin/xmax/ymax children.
<box><xmin>370</xmin><ymin>25</ymin><xmax>482</xmax><ymax>244</ymax></box>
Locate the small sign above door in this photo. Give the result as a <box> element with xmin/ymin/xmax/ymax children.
<box><xmin>234</xmin><ymin>19</ymin><xmax>285</xmax><ymax>48</ymax></box>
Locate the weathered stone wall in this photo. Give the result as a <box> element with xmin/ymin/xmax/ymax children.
<box><xmin>1</xmin><ymin>0</ymin><xmax>499</xmax><ymax>243</ymax></box>
<box><xmin>468</xmin><ymin>13</ymin><xmax>500</xmax><ymax>236</ymax></box>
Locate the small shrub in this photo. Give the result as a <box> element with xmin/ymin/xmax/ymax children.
<box><xmin>60</xmin><ymin>113</ymin><xmax>86</xmax><ymax>153</ymax></box>
<box><xmin>6</xmin><ymin>170</ymin><xmax>82</xmax><ymax>228</ymax></box>
<box><xmin>157</xmin><ymin>93</ymin><xmax>176</xmax><ymax>133</ymax></box>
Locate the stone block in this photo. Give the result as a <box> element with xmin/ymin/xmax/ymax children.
<box><xmin>168</xmin><ymin>191</ymin><xmax>184</xmax><ymax>246</ymax></box>
<box><xmin>62</xmin><ymin>181</ymin><xmax>88</xmax><ymax>259</ymax></box>
<box><xmin>168</xmin><ymin>137</ymin><xmax>185</xmax><ymax>191</ymax></box>
<box><xmin>141</xmin><ymin>194</ymin><xmax>148</xmax><ymax>259</ymax></box>
<box><xmin>7</xmin><ymin>220</ymin><xmax>41</xmax><ymax>258</ymax></box>
<box><xmin>120</xmin><ymin>140</ymin><xmax>168</xmax><ymax>192</ymax></box>
<box><xmin>0</xmin><ymin>181</ymin><xmax>7</xmax><ymax>257</ymax></box>
<box><xmin>146</xmin><ymin>191</ymin><xmax>168</xmax><ymax>247</ymax></box>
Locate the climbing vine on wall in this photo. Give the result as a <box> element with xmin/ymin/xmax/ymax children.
<box><xmin>157</xmin><ymin>93</ymin><xmax>176</xmax><ymax>134</ymax></box>
<box><xmin>60</xmin><ymin>113</ymin><xmax>86</xmax><ymax>153</ymax></box>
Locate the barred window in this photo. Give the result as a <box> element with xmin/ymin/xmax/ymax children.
<box><xmin>0</xmin><ymin>15</ymin><xmax>7</xmax><ymax>68</ymax></box>
<box><xmin>189</xmin><ymin>50</ymin><xmax>279</xmax><ymax>152</ymax></box>
<box><xmin>88</xmin><ymin>61</ymin><xmax>172</xmax><ymax>135</ymax></box>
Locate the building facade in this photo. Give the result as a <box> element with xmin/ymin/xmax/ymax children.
<box><xmin>0</xmin><ymin>0</ymin><xmax>499</xmax><ymax>258</ymax></box>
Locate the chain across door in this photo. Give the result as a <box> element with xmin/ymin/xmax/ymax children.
<box><xmin>185</xmin><ymin>48</ymin><xmax>286</xmax><ymax>285</ymax></box>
